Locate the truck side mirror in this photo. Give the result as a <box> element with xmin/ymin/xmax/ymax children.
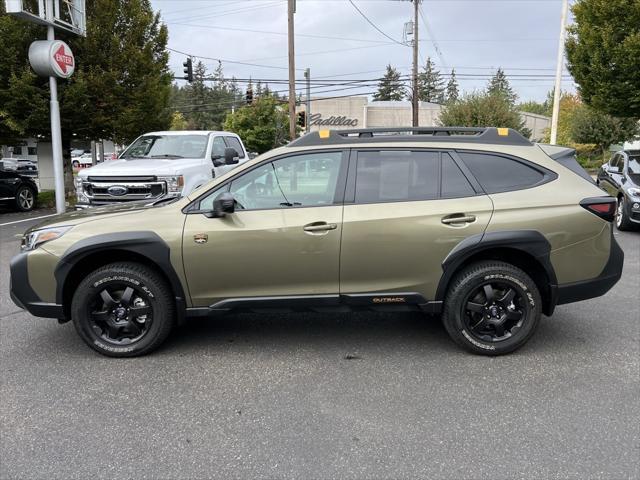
<box><xmin>224</xmin><ymin>147</ymin><xmax>239</xmax><ymax>165</ymax></box>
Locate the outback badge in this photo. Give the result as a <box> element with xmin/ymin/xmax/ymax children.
<box><xmin>193</xmin><ymin>233</ymin><xmax>208</xmax><ymax>244</ymax></box>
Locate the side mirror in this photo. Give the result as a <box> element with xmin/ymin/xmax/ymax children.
<box><xmin>224</xmin><ymin>147</ymin><xmax>239</xmax><ymax>165</ymax></box>
<box><xmin>212</xmin><ymin>155</ymin><xmax>226</xmax><ymax>167</ymax></box>
<box><xmin>206</xmin><ymin>192</ymin><xmax>235</xmax><ymax>218</ymax></box>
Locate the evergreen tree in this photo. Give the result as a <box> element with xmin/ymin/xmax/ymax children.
<box><xmin>373</xmin><ymin>65</ymin><xmax>405</xmax><ymax>101</ymax></box>
<box><xmin>487</xmin><ymin>68</ymin><xmax>517</xmax><ymax>105</ymax></box>
<box><xmin>0</xmin><ymin>0</ymin><xmax>172</xmax><ymax>145</ymax></box>
<box><xmin>418</xmin><ymin>58</ymin><xmax>445</xmax><ymax>103</ymax></box>
<box><xmin>445</xmin><ymin>69</ymin><xmax>459</xmax><ymax>103</ymax></box>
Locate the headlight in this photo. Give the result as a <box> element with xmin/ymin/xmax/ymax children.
<box><xmin>628</xmin><ymin>187</ymin><xmax>640</xmax><ymax>198</ymax></box>
<box><xmin>74</xmin><ymin>176</ymin><xmax>89</xmax><ymax>203</ymax></box>
<box><xmin>22</xmin><ymin>226</ymin><xmax>72</xmax><ymax>251</ymax></box>
<box><xmin>159</xmin><ymin>175</ymin><xmax>184</xmax><ymax>194</ymax></box>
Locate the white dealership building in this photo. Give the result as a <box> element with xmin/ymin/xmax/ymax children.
<box><xmin>299</xmin><ymin>96</ymin><xmax>551</xmax><ymax>141</ymax></box>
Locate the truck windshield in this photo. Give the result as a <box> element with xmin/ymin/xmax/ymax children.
<box><xmin>121</xmin><ymin>135</ymin><xmax>208</xmax><ymax>159</ymax></box>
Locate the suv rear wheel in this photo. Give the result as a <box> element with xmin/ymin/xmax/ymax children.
<box><xmin>442</xmin><ymin>261</ymin><xmax>541</xmax><ymax>355</ymax></box>
<box><xmin>71</xmin><ymin>262</ymin><xmax>175</xmax><ymax>357</ymax></box>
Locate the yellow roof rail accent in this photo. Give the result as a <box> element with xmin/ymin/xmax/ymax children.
<box><xmin>497</xmin><ymin>128</ymin><xmax>509</xmax><ymax>136</ymax></box>
<box><xmin>319</xmin><ymin>130</ymin><xmax>330</xmax><ymax>139</ymax></box>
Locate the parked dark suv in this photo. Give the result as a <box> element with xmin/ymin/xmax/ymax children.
<box><xmin>0</xmin><ymin>170</ymin><xmax>38</xmax><ymax>211</ymax></box>
<box><xmin>597</xmin><ymin>150</ymin><xmax>640</xmax><ymax>230</ymax></box>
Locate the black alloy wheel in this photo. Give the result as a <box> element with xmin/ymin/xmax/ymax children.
<box><xmin>462</xmin><ymin>281</ymin><xmax>525</xmax><ymax>342</ymax></box>
<box><xmin>88</xmin><ymin>284</ymin><xmax>153</xmax><ymax>345</ymax></box>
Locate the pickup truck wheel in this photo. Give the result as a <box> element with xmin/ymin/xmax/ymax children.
<box><xmin>71</xmin><ymin>262</ymin><xmax>175</xmax><ymax>357</ymax></box>
<box><xmin>442</xmin><ymin>261</ymin><xmax>541</xmax><ymax>356</ymax></box>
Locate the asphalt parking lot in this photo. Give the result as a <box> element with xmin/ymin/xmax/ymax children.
<box><xmin>1</xmin><ymin>210</ymin><xmax>638</xmax><ymax>480</ymax></box>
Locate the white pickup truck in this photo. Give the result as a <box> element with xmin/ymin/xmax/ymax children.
<box><xmin>75</xmin><ymin>130</ymin><xmax>248</xmax><ymax>208</ymax></box>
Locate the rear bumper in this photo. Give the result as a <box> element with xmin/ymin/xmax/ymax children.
<box><xmin>10</xmin><ymin>252</ymin><xmax>64</xmax><ymax>319</ymax></box>
<box><xmin>553</xmin><ymin>229</ymin><xmax>624</xmax><ymax>307</ymax></box>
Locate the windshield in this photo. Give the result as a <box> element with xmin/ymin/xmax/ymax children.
<box><xmin>628</xmin><ymin>155</ymin><xmax>640</xmax><ymax>175</ymax></box>
<box><xmin>121</xmin><ymin>134</ymin><xmax>208</xmax><ymax>159</ymax></box>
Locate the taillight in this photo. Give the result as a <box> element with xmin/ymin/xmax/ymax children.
<box><xmin>580</xmin><ymin>197</ymin><xmax>617</xmax><ymax>222</ymax></box>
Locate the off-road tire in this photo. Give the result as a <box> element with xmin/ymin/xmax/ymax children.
<box><xmin>71</xmin><ymin>262</ymin><xmax>175</xmax><ymax>357</ymax></box>
<box><xmin>442</xmin><ymin>261</ymin><xmax>542</xmax><ymax>356</ymax></box>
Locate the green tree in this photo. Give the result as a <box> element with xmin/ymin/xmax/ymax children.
<box><xmin>487</xmin><ymin>68</ymin><xmax>517</xmax><ymax>105</ymax></box>
<box><xmin>445</xmin><ymin>69</ymin><xmax>459</xmax><ymax>103</ymax></box>
<box><xmin>0</xmin><ymin>0</ymin><xmax>172</xmax><ymax>145</ymax></box>
<box><xmin>373</xmin><ymin>65</ymin><xmax>405</xmax><ymax>101</ymax></box>
<box><xmin>170</xmin><ymin>112</ymin><xmax>188</xmax><ymax>130</ymax></box>
<box><xmin>438</xmin><ymin>91</ymin><xmax>531</xmax><ymax>138</ymax></box>
<box><xmin>518</xmin><ymin>100</ymin><xmax>552</xmax><ymax>116</ymax></box>
<box><xmin>223</xmin><ymin>94</ymin><xmax>290</xmax><ymax>153</ymax></box>
<box><xmin>418</xmin><ymin>57</ymin><xmax>444</xmax><ymax>103</ymax></box>
<box><xmin>571</xmin><ymin>105</ymin><xmax>640</xmax><ymax>159</ymax></box>
<box><xmin>566</xmin><ymin>0</ymin><xmax>640</xmax><ymax>117</ymax></box>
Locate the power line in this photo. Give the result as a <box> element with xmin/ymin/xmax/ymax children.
<box><xmin>347</xmin><ymin>0</ymin><xmax>407</xmax><ymax>46</ymax></box>
<box><xmin>167</xmin><ymin>46</ymin><xmax>303</xmax><ymax>71</ymax></box>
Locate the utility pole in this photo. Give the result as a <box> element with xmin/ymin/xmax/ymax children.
<box><xmin>288</xmin><ymin>0</ymin><xmax>296</xmax><ymax>141</ymax></box>
<box><xmin>46</xmin><ymin>0</ymin><xmax>65</xmax><ymax>214</ymax></box>
<box><xmin>304</xmin><ymin>68</ymin><xmax>311</xmax><ymax>133</ymax></box>
<box><xmin>412</xmin><ymin>0</ymin><xmax>420</xmax><ymax>127</ymax></box>
<box><xmin>550</xmin><ymin>0</ymin><xmax>569</xmax><ymax>145</ymax></box>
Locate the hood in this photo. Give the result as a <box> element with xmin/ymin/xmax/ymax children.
<box><xmin>77</xmin><ymin>158</ymin><xmax>201</xmax><ymax>177</ymax></box>
<box><xmin>28</xmin><ymin>201</ymin><xmax>158</xmax><ymax>232</ymax></box>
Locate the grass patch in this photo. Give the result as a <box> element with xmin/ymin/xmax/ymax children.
<box><xmin>37</xmin><ymin>190</ymin><xmax>76</xmax><ymax>209</ymax></box>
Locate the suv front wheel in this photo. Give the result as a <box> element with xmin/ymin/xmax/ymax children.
<box><xmin>71</xmin><ymin>262</ymin><xmax>175</xmax><ymax>357</ymax></box>
<box><xmin>442</xmin><ymin>261</ymin><xmax>542</xmax><ymax>355</ymax></box>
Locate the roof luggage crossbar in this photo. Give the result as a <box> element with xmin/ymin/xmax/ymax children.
<box><xmin>288</xmin><ymin>127</ymin><xmax>533</xmax><ymax>147</ymax></box>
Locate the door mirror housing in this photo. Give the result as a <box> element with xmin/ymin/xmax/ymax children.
<box><xmin>206</xmin><ymin>192</ymin><xmax>235</xmax><ymax>218</ymax></box>
<box><xmin>224</xmin><ymin>147</ymin><xmax>239</xmax><ymax>165</ymax></box>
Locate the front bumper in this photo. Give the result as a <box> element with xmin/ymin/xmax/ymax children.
<box><xmin>10</xmin><ymin>252</ymin><xmax>64</xmax><ymax>319</ymax></box>
<box><xmin>554</xmin><ymin>229</ymin><xmax>624</xmax><ymax>306</ymax></box>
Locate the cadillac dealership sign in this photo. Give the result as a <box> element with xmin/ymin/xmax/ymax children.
<box><xmin>28</xmin><ymin>40</ymin><xmax>75</xmax><ymax>79</ymax></box>
<box><xmin>309</xmin><ymin>113</ymin><xmax>358</xmax><ymax>127</ymax></box>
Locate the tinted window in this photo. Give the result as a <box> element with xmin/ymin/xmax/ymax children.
<box><xmin>224</xmin><ymin>136</ymin><xmax>245</xmax><ymax>159</ymax></box>
<box><xmin>610</xmin><ymin>154</ymin><xmax>623</xmax><ymax>170</ymax></box>
<box><xmin>355</xmin><ymin>150</ymin><xmax>439</xmax><ymax>203</ymax></box>
<box><xmin>28</xmin><ymin>147</ymin><xmax>37</xmax><ymax>155</ymax></box>
<box><xmin>200</xmin><ymin>152</ymin><xmax>343</xmax><ymax>211</ymax></box>
<box><xmin>459</xmin><ymin>152</ymin><xmax>544</xmax><ymax>193</ymax></box>
<box><xmin>441</xmin><ymin>153</ymin><xmax>475</xmax><ymax>197</ymax></box>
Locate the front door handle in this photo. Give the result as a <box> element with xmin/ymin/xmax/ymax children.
<box><xmin>303</xmin><ymin>221</ymin><xmax>338</xmax><ymax>233</ymax></box>
<box><xmin>441</xmin><ymin>214</ymin><xmax>476</xmax><ymax>225</ymax></box>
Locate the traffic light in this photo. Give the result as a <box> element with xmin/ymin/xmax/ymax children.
<box><xmin>246</xmin><ymin>88</ymin><xmax>253</xmax><ymax>105</ymax></box>
<box><xmin>183</xmin><ymin>57</ymin><xmax>193</xmax><ymax>83</ymax></box>
<box><xmin>297</xmin><ymin>111</ymin><xmax>306</xmax><ymax>128</ymax></box>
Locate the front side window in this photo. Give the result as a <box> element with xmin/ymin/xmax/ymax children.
<box><xmin>121</xmin><ymin>134</ymin><xmax>208</xmax><ymax>160</ymax></box>
<box><xmin>355</xmin><ymin>150</ymin><xmax>440</xmax><ymax>203</ymax></box>
<box><xmin>199</xmin><ymin>151</ymin><xmax>343</xmax><ymax>211</ymax></box>
<box><xmin>211</xmin><ymin>137</ymin><xmax>226</xmax><ymax>159</ymax></box>
<box><xmin>459</xmin><ymin>152</ymin><xmax>544</xmax><ymax>193</ymax></box>
<box><xmin>224</xmin><ymin>137</ymin><xmax>245</xmax><ymax>159</ymax></box>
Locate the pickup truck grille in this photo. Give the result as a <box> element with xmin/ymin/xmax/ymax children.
<box><xmin>82</xmin><ymin>176</ymin><xmax>166</xmax><ymax>203</ymax></box>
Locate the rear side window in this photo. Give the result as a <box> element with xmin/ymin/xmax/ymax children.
<box><xmin>441</xmin><ymin>153</ymin><xmax>475</xmax><ymax>197</ymax></box>
<box><xmin>459</xmin><ymin>152</ymin><xmax>544</xmax><ymax>193</ymax></box>
<box><xmin>224</xmin><ymin>136</ymin><xmax>245</xmax><ymax>159</ymax></box>
<box><xmin>355</xmin><ymin>150</ymin><xmax>439</xmax><ymax>203</ymax></box>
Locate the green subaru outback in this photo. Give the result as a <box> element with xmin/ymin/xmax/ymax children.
<box><xmin>10</xmin><ymin>128</ymin><xmax>623</xmax><ymax>357</ymax></box>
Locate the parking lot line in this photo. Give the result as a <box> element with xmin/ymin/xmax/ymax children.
<box><xmin>0</xmin><ymin>213</ymin><xmax>57</xmax><ymax>227</ymax></box>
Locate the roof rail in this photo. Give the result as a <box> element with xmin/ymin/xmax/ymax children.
<box><xmin>288</xmin><ymin>127</ymin><xmax>533</xmax><ymax>147</ymax></box>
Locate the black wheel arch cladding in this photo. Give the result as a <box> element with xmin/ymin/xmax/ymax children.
<box><xmin>436</xmin><ymin>230</ymin><xmax>557</xmax><ymax>305</ymax></box>
<box><xmin>54</xmin><ymin>231</ymin><xmax>187</xmax><ymax>321</ymax></box>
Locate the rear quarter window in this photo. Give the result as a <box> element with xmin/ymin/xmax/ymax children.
<box><xmin>458</xmin><ymin>152</ymin><xmax>545</xmax><ymax>193</ymax></box>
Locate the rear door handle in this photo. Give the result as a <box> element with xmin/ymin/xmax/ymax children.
<box><xmin>441</xmin><ymin>214</ymin><xmax>476</xmax><ymax>225</ymax></box>
<box><xmin>303</xmin><ymin>222</ymin><xmax>338</xmax><ymax>233</ymax></box>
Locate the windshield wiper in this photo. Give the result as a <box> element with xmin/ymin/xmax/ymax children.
<box><xmin>150</xmin><ymin>154</ymin><xmax>183</xmax><ymax>159</ymax></box>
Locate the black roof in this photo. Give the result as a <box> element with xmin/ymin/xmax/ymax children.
<box><xmin>288</xmin><ymin>127</ymin><xmax>533</xmax><ymax>148</ymax></box>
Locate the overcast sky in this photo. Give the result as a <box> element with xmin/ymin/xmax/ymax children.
<box><xmin>151</xmin><ymin>0</ymin><xmax>575</xmax><ymax>103</ymax></box>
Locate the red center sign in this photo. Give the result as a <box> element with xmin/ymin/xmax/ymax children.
<box><xmin>28</xmin><ymin>40</ymin><xmax>75</xmax><ymax>79</ymax></box>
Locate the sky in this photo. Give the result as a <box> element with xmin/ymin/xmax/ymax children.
<box><xmin>150</xmin><ymin>0</ymin><xmax>576</xmax><ymax>103</ymax></box>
